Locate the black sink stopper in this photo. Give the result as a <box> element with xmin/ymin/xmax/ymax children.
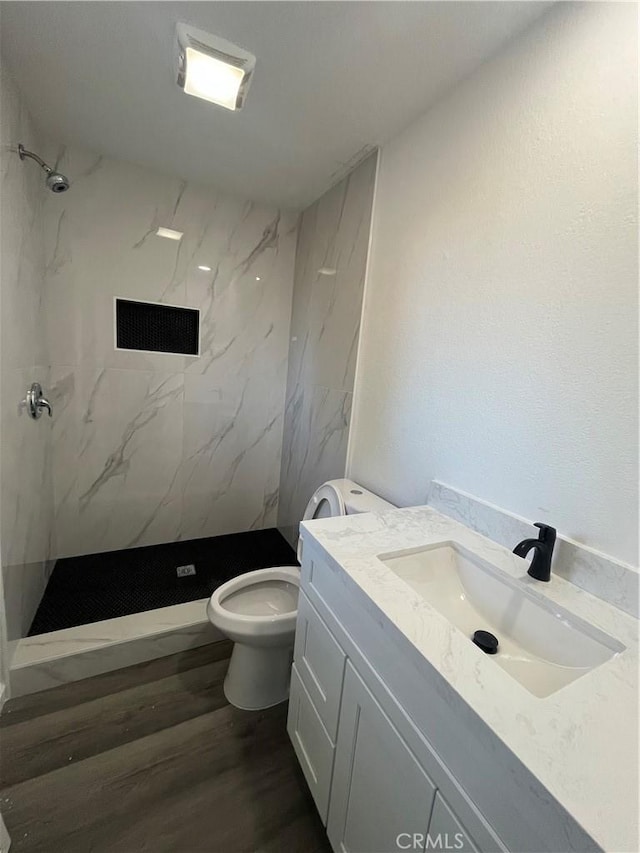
<box><xmin>472</xmin><ymin>630</ymin><xmax>499</xmax><ymax>655</ymax></box>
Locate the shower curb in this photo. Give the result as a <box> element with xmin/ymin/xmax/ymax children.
<box><xmin>9</xmin><ymin>599</ymin><xmax>222</xmax><ymax>698</ymax></box>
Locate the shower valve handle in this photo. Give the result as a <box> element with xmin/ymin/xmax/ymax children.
<box><xmin>22</xmin><ymin>383</ymin><xmax>53</xmax><ymax>420</ymax></box>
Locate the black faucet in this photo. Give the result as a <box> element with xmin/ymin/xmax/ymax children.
<box><xmin>513</xmin><ymin>523</ymin><xmax>556</xmax><ymax>582</ymax></box>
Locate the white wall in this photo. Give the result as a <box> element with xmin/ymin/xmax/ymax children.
<box><xmin>349</xmin><ymin>3</ymin><xmax>638</xmax><ymax>566</ymax></box>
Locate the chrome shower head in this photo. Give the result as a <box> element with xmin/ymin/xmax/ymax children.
<box><xmin>45</xmin><ymin>171</ymin><xmax>70</xmax><ymax>193</ymax></box>
<box><xmin>18</xmin><ymin>144</ymin><xmax>70</xmax><ymax>193</ymax></box>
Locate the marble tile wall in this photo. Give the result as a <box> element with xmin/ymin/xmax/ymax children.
<box><xmin>42</xmin><ymin>143</ymin><xmax>298</xmax><ymax>558</ymax></box>
<box><xmin>0</xmin><ymin>66</ymin><xmax>56</xmax><ymax>643</ymax></box>
<box><xmin>277</xmin><ymin>153</ymin><xmax>377</xmax><ymax>546</ymax></box>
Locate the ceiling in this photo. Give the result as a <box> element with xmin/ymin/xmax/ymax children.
<box><xmin>0</xmin><ymin>2</ymin><xmax>551</xmax><ymax>209</ymax></box>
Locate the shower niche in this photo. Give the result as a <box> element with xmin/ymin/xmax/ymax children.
<box><xmin>115</xmin><ymin>298</ymin><xmax>200</xmax><ymax>356</ymax></box>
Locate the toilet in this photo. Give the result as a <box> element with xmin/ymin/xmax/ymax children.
<box><xmin>206</xmin><ymin>478</ymin><xmax>395</xmax><ymax>710</ymax></box>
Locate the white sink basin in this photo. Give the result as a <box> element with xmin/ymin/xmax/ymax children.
<box><xmin>379</xmin><ymin>542</ymin><xmax>625</xmax><ymax>698</ymax></box>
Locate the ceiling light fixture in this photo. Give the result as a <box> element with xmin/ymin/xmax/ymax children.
<box><xmin>318</xmin><ymin>267</ymin><xmax>337</xmax><ymax>276</ymax></box>
<box><xmin>198</xmin><ymin>265</ymin><xmax>212</xmax><ymax>272</ymax></box>
<box><xmin>176</xmin><ymin>24</ymin><xmax>256</xmax><ymax>111</ymax></box>
<box><xmin>156</xmin><ymin>227</ymin><xmax>183</xmax><ymax>241</ymax></box>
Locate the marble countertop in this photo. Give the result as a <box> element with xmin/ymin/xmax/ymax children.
<box><xmin>301</xmin><ymin>506</ymin><xmax>639</xmax><ymax>853</ymax></box>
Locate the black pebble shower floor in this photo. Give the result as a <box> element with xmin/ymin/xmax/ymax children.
<box><xmin>28</xmin><ymin>528</ymin><xmax>298</xmax><ymax>636</ymax></box>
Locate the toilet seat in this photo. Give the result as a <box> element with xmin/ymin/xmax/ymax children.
<box><xmin>207</xmin><ymin>566</ymin><xmax>300</xmax><ymax>642</ymax></box>
<box><xmin>303</xmin><ymin>481</ymin><xmax>345</xmax><ymax>521</ymax></box>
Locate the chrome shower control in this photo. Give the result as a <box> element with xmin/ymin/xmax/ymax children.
<box><xmin>22</xmin><ymin>383</ymin><xmax>53</xmax><ymax>420</ymax></box>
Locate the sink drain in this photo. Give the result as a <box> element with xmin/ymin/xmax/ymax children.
<box><xmin>472</xmin><ymin>629</ymin><xmax>499</xmax><ymax>655</ymax></box>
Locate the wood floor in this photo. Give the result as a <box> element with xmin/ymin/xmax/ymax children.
<box><xmin>0</xmin><ymin>642</ymin><xmax>331</xmax><ymax>853</ymax></box>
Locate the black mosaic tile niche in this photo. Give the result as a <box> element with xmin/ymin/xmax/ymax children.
<box><xmin>116</xmin><ymin>298</ymin><xmax>199</xmax><ymax>355</ymax></box>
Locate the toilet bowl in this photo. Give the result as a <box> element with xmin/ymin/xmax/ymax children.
<box><xmin>206</xmin><ymin>479</ymin><xmax>394</xmax><ymax>710</ymax></box>
<box><xmin>207</xmin><ymin>566</ymin><xmax>300</xmax><ymax>709</ymax></box>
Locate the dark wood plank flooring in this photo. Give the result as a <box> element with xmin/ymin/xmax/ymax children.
<box><xmin>0</xmin><ymin>642</ymin><xmax>331</xmax><ymax>853</ymax></box>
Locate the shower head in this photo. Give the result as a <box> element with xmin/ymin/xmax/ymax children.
<box><xmin>45</xmin><ymin>171</ymin><xmax>70</xmax><ymax>193</ymax></box>
<box><xmin>18</xmin><ymin>144</ymin><xmax>70</xmax><ymax>193</ymax></box>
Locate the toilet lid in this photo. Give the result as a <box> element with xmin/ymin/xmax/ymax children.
<box><xmin>303</xmin><ymin>482</ymin><xmax>346</xmax><ymax>521</ymax></box>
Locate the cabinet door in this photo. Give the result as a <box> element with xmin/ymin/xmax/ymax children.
<box><xmin>287</xmin><ymin>664</ymin><xmax>335</xmax><ymax>824</ymax></box>
<box><xmin>294</xmin><ymin>592</ymin><xmax>346</xmax><ymax>740</ymax></box>
<box><xmin>328</xmin><ymin>662</ymin><xmax>436</xmax><ymax>853</ymax></box>
<box><xmin>429</xmin><ymin>793</ymin><xmax>480</xmax><ymax>853</ymax></box>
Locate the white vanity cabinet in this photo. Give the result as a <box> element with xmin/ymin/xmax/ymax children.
<box><xmin>288</xmin><ymin>580</ymin><xmax>501</xmax><ymax>853</ymax></box>
<box><xmin>288</xmin><ymin>521</ymin><xmax>622</xmax><ymax>853</ymax></box>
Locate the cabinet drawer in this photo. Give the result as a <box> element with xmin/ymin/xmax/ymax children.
<box><xmin>287</xmin><ymin>664</ymin><xmax>335</xmax><ymax>824</ymax></box>
<box><xmin>294</xmin><ymin>591</ymin><xmax>346</xmax><ymax>739</ymax></box>
<box><xmin>429</xmin><ymin>793</ymin><xmax>480</xmax><ymax>853</ymax></box>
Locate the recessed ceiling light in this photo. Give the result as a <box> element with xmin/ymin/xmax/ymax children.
<box><xmin>318</xmin><ymin>267</ymin><xmax>337</xmax><ymax>276</ymax></box>
<box><xmin>176</xmin><ymin>24</ymin><xmax>256</xmax><ymax>111</ymax></box>
<box><xmin>198</xmin><ymin>265</ymin><xmax>212</xmax><ymax>272</ymax></box>
<box><xmin>156</xmin><ymin>227</ymin><xmax>183</xmax><ymax>241</ymax></box>
<box><xmin>255</xmin><ymin>276</ymin><xmax>261</xmax><ymax>281</ymax></box>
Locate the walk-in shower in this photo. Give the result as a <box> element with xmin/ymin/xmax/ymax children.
<box><xmin>1</xmin><ymin>41</ymin><xmax>372</xmax><ymax>701</ymax></box>
<box><xmin>17</xmin><ymin>143</ymin><xmax>70</xmax><ymax>192</ymax></box>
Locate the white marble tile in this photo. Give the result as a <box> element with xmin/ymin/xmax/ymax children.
<box><xmin>0</xmin><ymin>65</ymin><xmax>56</xmax><ymax>640</ymax></box>
<box><xmin>0</xmin><ymin>71</ymin><xmax>48</xmax><ymax>370</ymax></box>
<box><xmin>39</xmin><ymin>141</ymin><xmax>297</xmax><ymax>557</ymax></box>
<box><xmin>180</xmin><ymin>372</ymin><xmax>285</xmax><ymax>540</ymax></box>
<box><xmin>10</xmin><ymin>599</ymin><xmax>222</xmax><ymax>697</ymax></box>
<box><xmin>297</xmin><ymin>154</ymin><xmax>377</xmax><ymax>392</ymax></box>
<box><xmin>429</xmin><ymin>480</ymin><xmax>639</xmax><ymax>617</ymax></box>
<box><xmin>42</xmin><ymin>146</ymin><xmax>190</xmax><ymax>371</ymax></box>
<box><xmin>2</xmin><ymin>560</ymin><xmax>53</xmax><ymax>643</ymax></box>
<box><xmin>184</xmin><ymin>207</ymin><xmax>297</xmax><ymax>381</ymax></box>
<box><xmin>1</xmin><ymin>368</ymin><xmax>54</xmax><ymax>567</ymax></box>
<box><xmin>52</xmin><ymin>368</ymin><xmax>185</xmax><ymax>556</ymax></box>
<box><xmin>278</xmin><ymin>153</ymin><xmax>377</xmax><ymax>545</ymax></box>
<box><xmin>279</xmin><ymin>386</ymin><xmax>353</xmax><ymax>545</ymax></box>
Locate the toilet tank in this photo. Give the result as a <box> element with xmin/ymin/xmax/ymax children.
<box><xmin>333</xmin><ymin>479</ymin><xmax>396</xmax><ymax>515</ymax></box>
<box><xmin>297</xmin><ymin>478</ymin><xmax>395</xmax><ymax>563</ymax></box>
